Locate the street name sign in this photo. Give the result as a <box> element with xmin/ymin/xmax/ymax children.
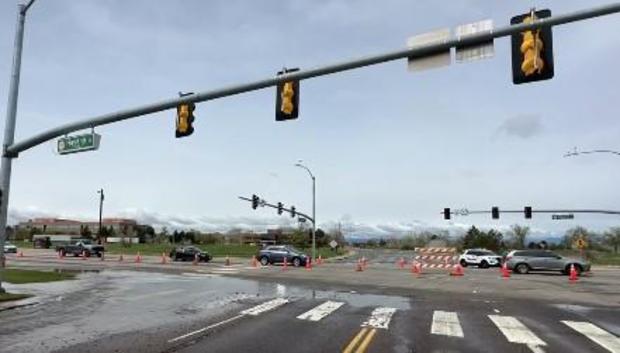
<box><xmin>455</xmin><ymin>19</ymin><xmax>495</xmax><ymax>62</ymax></box>
<box><xmin>57</xmin><ymin>132</ymin><xmax>101</xmax><ymax>155</ymax></box>
<box><xmin>552</xmin><ymin>214</ymin><xmax>574</xmax><ymax>220</ymax></box>
<box><xmin>407</xmin><ymin>28</ymin><xmax>451</xmax><ymax>72</ymax></box>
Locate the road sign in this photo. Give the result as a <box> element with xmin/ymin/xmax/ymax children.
<box><xmin>57</xmin><ymin>132</ymin><xmax>101</xmax><ymax>155</ymax></box>
<box><xmin>455</xmin><ymin>19</ymin><xmax>495</xmax><ymax>62</ymax></box>
<box><xmin>552</xmin><ymin>214</ymin><xmax>574</xmax><ymax>220</ymax></box>
<box><xmin>329</xmin><ymin>240</ymin><xmax>338</xmax><ymax>249</ymax></box>
<box><xmin>574</xmin><ymin>238</ymin><xmax>587</xmax><ymax>249</ymax></box>
<box><xmin>406</xmin><ymin>28</ymin><xmax>451</xmax><ymax>72</ymax></box>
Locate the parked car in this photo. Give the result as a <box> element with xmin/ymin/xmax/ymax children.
<box><xmin>56</xmin><ymin>240</ymin><xmax>105</xmax><ymax>257</ymax></box>
<box><xmin>169</xmin><ymin>246</ymin><xmax>212</xmax><ymax>262</ymax></box>
<box><xmin>258</xmin><ymin>245</ymin><xmax>309</xmax><ymax>267</ymax></box>
<box><xmin>459</xmin><ymin>249</ymin><xmax>502</xmax><ymax>268</ymax></box>
<box><xmin>505</xmin><ymin>249</ymin><xmax>590</xmax><ymax>275</ymax></box>
<box><xmin>3</xmin><ymin>241</ymin><xmax>17</xmax><ymax>253</ymax></box>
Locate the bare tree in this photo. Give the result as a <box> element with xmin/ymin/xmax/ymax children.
<box><xmin>509</xmin><ymin>224</ymin><xmax>530</xmax><ymax>249</ymax></box>
<box><xmin>605</xmin><ymin>227</ymin><xmax>620</xmax><ymax>253</ymax></box>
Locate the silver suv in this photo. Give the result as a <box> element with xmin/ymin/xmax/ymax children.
<box><xmin>505</xmin><ymin>250</ymin><xmax>590</xmax><ymax>275</ymax></box>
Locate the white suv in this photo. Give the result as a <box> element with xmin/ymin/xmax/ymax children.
<box><xmin>459</xmin><ymin>249</ymin><xmax>502</xmax><ymax>268</ymax></box>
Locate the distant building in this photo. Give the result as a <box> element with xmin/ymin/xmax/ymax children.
<box><xmin>17</xmin><ymin>217</ymin><xmax>141</xmax><ymax>237</ymax></box>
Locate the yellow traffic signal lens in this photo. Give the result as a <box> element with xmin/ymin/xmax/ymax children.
<box><xmin>177</xmin><ymin>104</ymin><xmax>190</xmax><ymax>132</ymax></box>
<box><xmin>520</xmin><ymin>15</ymin><xmax>544</xmax><ymax>76</ymax></box>
<box><xmin>280</xmin><ymin>82</ymin><xmax>295</xmax><ymax>115</ymax></box>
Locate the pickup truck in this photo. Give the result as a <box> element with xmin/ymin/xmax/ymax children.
<box><xmin>56</xmin><ymin>240</ymin><xmax>105</xmax><ymax>258</ymax></box>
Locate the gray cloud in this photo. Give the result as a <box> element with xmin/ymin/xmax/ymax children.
<box><xmin>497</xmin><ymin>115</ymin><xmax>543</xmax><ymax>139</ymax></box>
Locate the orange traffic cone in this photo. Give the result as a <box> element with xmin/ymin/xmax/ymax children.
<box><xmin>118</xmin><ymin>253</ymin><xmax>124</xmax><ymax>262</ymax></box>
<box><xmin>135</xmin><ymin>252</ymin><xmax>141</xmax><ymax>263</ymax></box>
<box><xmin>569</xmin><ymin>264</ymin><xmax>579</xmax><ymax>283</ymax></box>
<box><xmin>501</xmin><ymin>262</ymin><xmax>511</xmax><ymax>278</ymax></box>
<box><xmin>81</xmin><ymin>250</ymin><xmax>87</xmax><ymax>260</ymax></box>
<box><xmin>251</xmin><ymin>255</ymin><xmax>258</xmax><ymax>268</ymax></box>
<box><xmin>305</xmin><ymin>258</ymin><xmax>312</xmax><ymax>271</ymax></box>
<box><xmin>282</xmin><ymin>256</ymin><xmax>288</xmax><ymax>271</ymax></box>
<box><xmin>362</xmin><ymin>257</ymin><xmax>368</xmax><ymax>269</ymax></box>
<box><xmin>193</xmin><ymin>253</ymin><xmax>199</xmax><ymax>266</ymax></box>
<box><xmin>317</xmin><ymin>255</ymin><xmax>323</xmax><ymax>265</ymax></box>
<box><xmin>450</xmin><ymin>263</ymin><xmax>465</xmax><ymax>276</ymax></box>
<box><xmin>17</xmin><ymin>250</ymin><xmax>24</xmax><ymax>257</ymax></box>
<box><xmin>356</xmin><ymin>259</ymin><xmax>364</xmax><ymax>272</ymax></box>
<box><xmin>57</xmin><ymin>251</ymin><xmax>63</xmax><ymax>260</ymax></box>
<box><xmin>397</xmin><ymin>257</ymin><xmax>405</xmax><ymax>269</ymax></box>
<box><xmin>161</xmin><ymin>252</ymin><xmax>167</xmax><ymax>264</ymax></box>
<box><xmin>225</xmin><ymin>256</ymin><xmax>231</xmax><ymax>266</ymax></box>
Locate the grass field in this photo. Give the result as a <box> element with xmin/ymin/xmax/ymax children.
<box><xmin>0</xmin><ymin>292</ymin><xmax>32</xmax><ymax>303</ymax></box>
<box><xmin>104</xmin><ymin>243</ymin><xmax>345</xmax><ymax>259</ymax></box>
<box><xmin>3</xmin><ymin>269</ymin><xmax>76</xmax><ymax>284</ymax></box>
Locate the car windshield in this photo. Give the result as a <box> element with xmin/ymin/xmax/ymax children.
<box><xmin>479</xmin><ymin>251</ymin><xmax>496</xmax><ymax>256</ymax></box>
<box><xmin>81</xmin><ymin>240</ymin><xmax>92</xmax><ymax>245</ymax></box>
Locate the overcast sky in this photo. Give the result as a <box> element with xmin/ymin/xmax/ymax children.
<box><xmin>1</xmin><ymin>0</ymin><xmax>619</xmax><ymax>238</ymax></box>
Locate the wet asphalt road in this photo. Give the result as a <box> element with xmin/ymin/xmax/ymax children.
<box><xmin>1</xmin><ymin>269</ymin><xmax>619</xmax><ymax>353</ymax></box>
<box><xmin>1</xmin><ymin>249</ymin><xmax>620</xmax><ymax>353</ymax></box>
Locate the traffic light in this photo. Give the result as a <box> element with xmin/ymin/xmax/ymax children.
<box><xmin>251</xmin><ymin>194</ymin><xmax>259</xmax><ymax>210</ymax></box>
<box><xmin>492</xmin><ymin>206</ymin><xmax>500</xmax><ymax>219</ymax></box>
<box><xmin>511</xmin><ymin>9</ymin><xmax>554</xmax><ymax>84</ymax></box>
<box><xmin>443</xmin><ymin>208</ymin><xmax>451</xmax><ymax>220</ymax></box>
<box><xmin>275</xmin><ymin>68</ymin><xmax>300</xmax><ymax>121</ymax></box>
<box><xmin>524</xmin><ymin>206</ymin><xmax>532</xmax><ymax>219</ymax></box>
<box><xmin>290</xmin><ymin>206</ymin><xmax>296</xmax><ymax>218</ymax></box>
<box><xmin>277</xmin><ymin>202</ymin><xmax>283</xmax><ymax>215</ymax></box>
<box><xmin>175</xmin><ymin>102</ymin><xmax>195</xmax><ymax>138</ymax></box>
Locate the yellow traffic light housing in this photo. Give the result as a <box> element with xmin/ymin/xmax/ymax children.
<box><xmin>511</xmin><ymin>9</ymin><xmax>554</xmax><ymax>84</ymax></box>
<box><xmin>275</xmin><ymin>68</ymin><xmax>300</xmax><ymax>121</ymax></box>
<box><xmin>175</xmin><ymin>101</ymin><xmax>195</xmax><ymax>138</ymax></box>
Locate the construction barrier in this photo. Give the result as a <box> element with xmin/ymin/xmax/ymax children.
<box><xmin>413</xmin><ymin>247</ymin><xmax>461</xmax><ymax>275</ymax></box>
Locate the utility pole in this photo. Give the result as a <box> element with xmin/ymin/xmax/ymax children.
<box><xmin>97</xmin><ymin>189</ymin><xmax>104</xmax><ymax>244</ymax></box>
<box><xmin>0</xmin><ymin>0</ymin><xmax>36</xmax><ymax>294</ymax></box>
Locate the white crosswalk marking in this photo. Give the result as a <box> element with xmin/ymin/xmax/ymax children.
<box><xmin>562</xmin><ymin>321</ymin><xmax>620</xmax><ymax>353</ymax></box>
<box><xmin>431</xmin><ymin>311</ymin><xmax>464</xmax><ymax>338</ymax></box>
<box><xmin>488</xmin><ymin>315</ymin><xmax>546</xmax><ymax>352</ymax></box>
<box><xmin>240</xmin><ymin>298</ymin><xmax>288</xmax><ymax>316</ymax></box>
<box><xmin>362</xmin><ymin>307</ymin><xmax>397</xmax><ymax>329</ymax></box>
<box><xmin>297</xmin><ymin>301</ymin><xmax>344</xmax><ymax>322</ymax></box>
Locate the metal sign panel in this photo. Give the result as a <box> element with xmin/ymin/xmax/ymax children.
<box><xmin>57</xmin><ymin>132</ymin><xmax>101</xmax><ymax>155</ymax></box>
<box><xmin>329</xmin><ymin>240</ymin><xmax>338</xmax><ymax>249</ymax></box>
<box><xmin>407</xmin><ymin>28</ymin><xmax>451</xmax><ymax>72</ymax></box>
<box><xmin>551</xmin><ymin>214</ymin><xmax>574</xmax><ymax>220</ymax></box>
<box><xmin>455</xmin><ymin>19</ymin><xmax>495</xmax><ymax>62</ymax></box>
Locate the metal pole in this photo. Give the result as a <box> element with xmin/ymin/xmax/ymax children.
<box><xmin>98</xmin><ymin>188</ymin><xmax>104</xmax><ymax>244</ymax></box>
<box><xmin>5</xmin><ymin>2</ymin><xmax>620</xmax><ymax>157</ymax></box>
<box><xmin>312</xmin><ymin>175</ymin><xmax>316</xmax><ymax>262</ymax></box>
<box><xmin>0</xmin><ymin>3</ymin><xmax>29</xmax><ymax>293</ymax></box>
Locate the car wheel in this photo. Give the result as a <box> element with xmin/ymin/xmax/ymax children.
<box><xmin>479</xmin><ymin>261</ymin><xmax>489</xmax><ymax>269</ymax></box>
<box><xmin>515</xmin><ymin>263</ymin><xmax>529</xmax><ymax>274</ymax></box>
<box><xmin>292</xmin><ymin>257</ymin><xmax>301</xmax><ymax>267</ymax></box>
<box><xmin>260</xmin><ymin>256</ymin><xmax>269</xmax><ymax>266</ymax></box>
<box><xmin>459</xmin><ymin>260</ymin><xmax>468</xmax><ymax>267</ymax></box>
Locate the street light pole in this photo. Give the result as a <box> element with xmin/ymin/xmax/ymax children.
<box><xmin>97</xmin><ymin>189</ymin><xmax>104</xmax><ymax>244</ymax></box>
<box><xmin>0</xmin><ymin>0</ymin><xmax>36</xmax><ymax>294</ymax></box>
<box><xmin>295</xmin><ymin>161</ymin><xmax>316</xmax><ymax>262</ymax></box>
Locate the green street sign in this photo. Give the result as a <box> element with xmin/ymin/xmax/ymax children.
<box><xmin>57</xmin><ymin>133</ymin><xmax>101</xmax><ymax>155</ymax></box>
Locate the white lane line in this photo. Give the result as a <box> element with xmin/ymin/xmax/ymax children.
<box><xmin>493</xmin><ymin>309</ymin><xmax>501</xmax><ymax>313</ymax></box>
<box><xmin>431</xmin><ymin>311</ymin><xmax>464</xmax><ymax>338</ymax></box>
<box><xmin>297</xmin><ymin>301</ymin><xmax>344</xmax><ymax>322</ymax></box>
<box><xmin>362</xmin><ymin>307</ymin><xmax>397</xmax><ymax>330</ymax></box>
<box><xmin>240</xmin><ymin>297</ymin><xmax>289</xmax><ymax>316</ymax></box>
<box><xmin>168</xmin><ymin>314</ymin><xmax>244</xmax><ymax>343</ymax></box>
<box><xmin>562</xmin><ymin>321</ymin><xmax>620</xmax><ymax>353</ymax></box>
<box><xmin>488</xmin><ymin>315</ymin><xmax>546</xmax><ymax>351</ymax></box>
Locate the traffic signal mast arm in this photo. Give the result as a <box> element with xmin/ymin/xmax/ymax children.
<box><xmin>5</xmin><ymin>3</ymin><xmax>620</xmax><ymax>157</ymax></box>
<box><xmin>238</xmin><ymin>196</ymin><xmax>314</xmax><ymax>223</ymax></box>
<box><xmin>442</xmin><ymin>208</ymin><xmax>620</xmax><ymax>217</ymax></box>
